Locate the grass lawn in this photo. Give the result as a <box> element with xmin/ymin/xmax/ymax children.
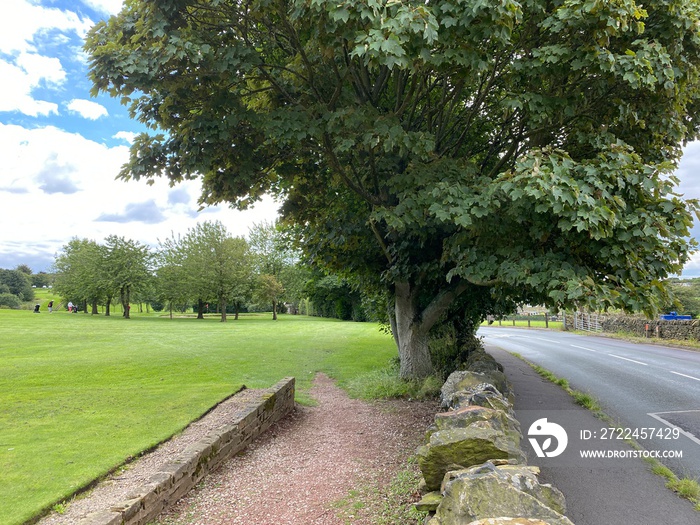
<box><xmin>0</xmin><ymin>309</ymin><xmax>397</xmax><ymax>525</ymax></box>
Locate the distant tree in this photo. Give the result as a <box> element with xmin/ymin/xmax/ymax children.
<box><xmin>103</xmin><ymin>235</ymin><xmax>153</xmax><ymax>319</ymax></box>
<box><xmin>31</xmin><ymin>272</ymin><xmax>52</xmax><ymax>289</ymax></box>
<box><xmin>248</xmin><ymin>221</ymin><xmax>303</xmax><ymax>316</ymax></box>
<box><xmin>0</xmin><ymin>293</ymin><xmax>21</xmax><ymax>309</ymax></box>
<box><xmin>0</xmin><ymin>269</ymin><xmax>34</xmax><ymax>302</ymax></box>
<box><xmin>53</xmin><ymin>238</ymin><xmax>109</xmax><ymax>314</ymax></box>
<box><xmin>665</xmin><ymin>279</ymin><xmax>700</xmax><ymax>318</ymax></box>
<box><xmin>248</xmin><ymin>221</ymin><xmax>295</xmax><ymax>277</ymax></box>
<box><xmin>279</xmin><ymin>263</ymin><xmax>310</xmax><ymax>315</ymax></box>
<box><xmin>255</xmin><ymin>274</ymin><xmax>285</xmax><ymax>321</ymax></box>
<box><xmin>191</xmin><ymin>222</ymin><xmax>252</xmax><ymax>322</ymax></box>
<box><xmin>216</xmin><ymin>236</ymin><xmax>252</xmax><ymax>321</ymax></box>
<box><xmin>304</xmin><ymin>272</ymin><xmax>363</xmax><ymax>320</ymax></box>
<box><xmin>158</xmin><ymin>221</ymin><xmax>253</xmax><ymax>321</ymax></box>
<box><xmin>228</xmin><ymin>243</ymin><xmax>255</xmax><ymax>320</ymax></box>
<box><xmin>155</xmin><ymin>233</ymin><xmax>192</xmax><ymax>318</ymax></box>
<box><xmin>15</xmin><ymin>264</ymin><xmax>32</xmax><ymax>276</ymax></box>
<box><xmin>182</xmin><ymin>223</ymin><xmax>221</xmax><ymax>318</ymax></box>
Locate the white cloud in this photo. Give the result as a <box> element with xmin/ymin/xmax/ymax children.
<box><xmin>81</xmin><ymin>0</ymin><xmax>124</xmax><ymax>17</ymax></box>
<box><xmin>0</xmin><ymin>54</ymin><xmax>63</xmax><ymax>116</ymax></box>
<box><xmin>67</xmin><ymin>99</ymin><xmax>108</xmax><ymax>120</ymax></box>
<box><xmin>113</xmin><ymin>131</ymin><xmax>138</xmax><ymax>144</ymax></box>
<box><xmin>16</xmin><ymin>52</ymin><xmax>66</xmax><ymax>86</ymax></box>
<box><xmin>0</xmin><ymin>1</ymin><xmax>94</xmax><ymax>55</ymax></box>
<box><xmin>0</xmin><ymin>123</ymin><xmax>280</xmax><ymax>271</ymax></box>
<box><xmin>0</xmin><ymin>1</ymin><xmax>94</xmax><ymax>116</ymax></box>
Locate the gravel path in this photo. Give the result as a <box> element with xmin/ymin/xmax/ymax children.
<box><xmin>40</xmin><ymin>374</ymin><xmax>437</xmax><ymax>525</ymax></box>
<box><xmin>156</xmin><ymin>374</ymin><xmax>436</xmax><ymax>524</ymax></box>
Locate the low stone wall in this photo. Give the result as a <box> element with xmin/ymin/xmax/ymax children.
<box><xmin>600</xmin><ymin>315</ymin><xmax>700</xmax><ymax>340</ymax></box>
<box><xmin>79</xmin><ymin>377</ymin><xmax>295</xmax><ymax>525</ymax></box>
<box><xmin>415</xmin><ymin>352</ymin><xmax>575</xmax><ymax>525</ymax></box>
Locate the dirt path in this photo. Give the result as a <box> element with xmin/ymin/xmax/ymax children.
<box><xmin>40</xmin><ymin>375</ymin><xmax>436</xmax><ymax>525</ymax></box>
<box><xmin>156</xmin><ymin>374</ymin><xmax>436</xmax><ymax>524</ymax></box>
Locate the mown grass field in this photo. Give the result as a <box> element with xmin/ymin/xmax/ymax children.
<box><xmin>0</xmin><ymin>308</ymin><xmax>397</xmax><ymax>525</ymax></box>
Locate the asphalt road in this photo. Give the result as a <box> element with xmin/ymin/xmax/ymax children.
<box><xmin>478</xmin><ymin>326</ymin><xmax>700</xmax><ymax>481</ymax></box>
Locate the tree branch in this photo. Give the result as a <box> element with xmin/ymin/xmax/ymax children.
<box><xmin>420</xmin><ymin>280</ymin><xmax>470</xmax><ymax>331</ymax></box>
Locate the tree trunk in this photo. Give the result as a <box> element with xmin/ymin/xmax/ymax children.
<box><xmin>272</xmin><ymin>300</ymin><xmax>278</xmax><ymax>320</ymax></box>
<box><xmin>105</xmin><ymin>298</ymin><xmax>111</xmax><ymax>316</ymax></box>
<box><xmin>234</xmin><ymin>302</ymin><xmax>239</xmax><ymax>320</ymax></box>
<box><xmin>91</xmin><ymin>299</ymin><xmax>98</xmax><ymax>315</ymax></box>
<box><xmin>393</xmin><ymin>280</ymin><xmax>470</xmax><ymax>380</ymax></box>
<box><xmin>220</xmin><ymin>295</ymin><xmax>227</xmax><ymax>322</ymax></box>
<box><xmin>394</xmin><ymin>283</ymin><xmax>433</xmax><ymax>379</ymax></box>
<box><xmin>123</xmin><ymin>285</ymin><xmax>131</xmax><ymax>319</ymax></box>
<box><xmin>197</xmin><ymin>299</ymin><xmax>204</xmax><ymax>319</ymax></box>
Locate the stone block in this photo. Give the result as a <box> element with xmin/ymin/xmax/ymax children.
<box><xmin>417</xmin><ymin>427</ymin><xmax>525</xmax><ymax>491</ymax></box>
<box><xmin>429</xmin><ymin>463</ymin><xmax>572</xmax><ymax>525</ymax></box>
<box><xmin>78</xmin><ymin>510</ymin><xmax>123</xmax><ymax>525</ymax></box>
<box><xmin>415</xmin><ymin>491</ymin><xmax>443</xmax><ymax>512</ymax></box>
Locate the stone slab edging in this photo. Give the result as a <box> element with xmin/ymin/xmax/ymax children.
<box><xmin>79</xmin><ymin>377</ymin><xmax>295</xmax><ymax>525</ymax></box>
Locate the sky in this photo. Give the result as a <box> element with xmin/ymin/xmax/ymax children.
<box><xmin>1</xmin><ymin>1</ymin><xmax>700</xmax><ymax>278</ymax></box>
<box><xmin>0</xmin><ymin>0</ymin><xmax>280</xmax><ymax>274</ymax></box>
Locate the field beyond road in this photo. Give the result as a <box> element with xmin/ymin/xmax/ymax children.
<box><xmin>0</xmin><ymin>311</ymin><xmax>397</xmax><ymax>525</ymax></box>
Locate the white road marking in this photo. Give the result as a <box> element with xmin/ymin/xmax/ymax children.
<box><xmin>608</xmin><ymin>354</ymin><xmax>648</xmax><ymax>366</ymax></box>
<box><xmin>648</xmin><ymin>412</ymin><xmax>700</xmax><ymax>448</ymax></box>
<box><xmin>570</xmin><ymin>344</ymin><xmax>599</xmax><ymax>353</ymax></box>
<box><xmin>670</xmin><ymin>371</ymin><xmax>700</xmax><ymax>382</ymax></box>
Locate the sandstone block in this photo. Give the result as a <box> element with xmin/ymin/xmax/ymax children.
<box><xmin>417</xmin><ymin>427</ymin><xmax>525</xmax><ymax>491</ymax></box>
<box><xmin>429</xmin><ymin>463</ymin><xmax>573</xmax><ymax>525</ymax></box>
<box><xmin>441</xmin><ymin>370</ymin><xmax>513</xmax><ymax>408</ymax></box>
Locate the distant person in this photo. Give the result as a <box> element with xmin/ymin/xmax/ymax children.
<box><xmin>68</xmin><ymin>301</ymin><xmax>74</xmax><ymax>313</ymax></box>
<box><xmin>48</xmin><ymin>300</ymin><xmax>53</xmax><ymax>313</ymax></box>
<box><xmin>33</xmin><ymin>304</ymin><xmax>40</xmax><ymax>313</ymax></box>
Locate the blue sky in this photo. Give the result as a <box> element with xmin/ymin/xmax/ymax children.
<box><xmin>1</xmin><ymin>1</ymin><xmax>700</xmax><ymax>278</ymax></box>
<box><xmin>0</xmin><ymin>0</ymin><xmax>280</xmax><ymax>273</ymax></box>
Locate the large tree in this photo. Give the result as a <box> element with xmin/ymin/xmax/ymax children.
<box><xmin>87</xmin><ymin>0</ymin><xmax>700</xmax><ymax>378</ymax></box>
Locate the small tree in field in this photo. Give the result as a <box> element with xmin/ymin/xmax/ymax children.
<box><xmin>53</xmin><ymin>238</ymin><xmax>107</xmax><ymax>314</ymax></box>
<box><xmin>255</xmin><ymin>274</ymin><xmax>285</xmax><ymax>321</ymax></box>
<box><xmin>103</xmin><ymin>236</ymin><xmax>153</xmax><ymax>319</ymax></box>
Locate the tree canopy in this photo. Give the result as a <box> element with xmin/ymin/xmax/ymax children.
<box><xmin>87</xmin><ymin>0</ymin><xmax>700</xmax><ymax>378</ymax></box>
<box><xmin>0</xmin><ymin>268</ymin><xmax>33</xmax><ymax>303</ymax></box>
<box><xmin>54</xmin><ymin>236</ymin><xmax>153</xmax><ymax>316</ymax></box>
